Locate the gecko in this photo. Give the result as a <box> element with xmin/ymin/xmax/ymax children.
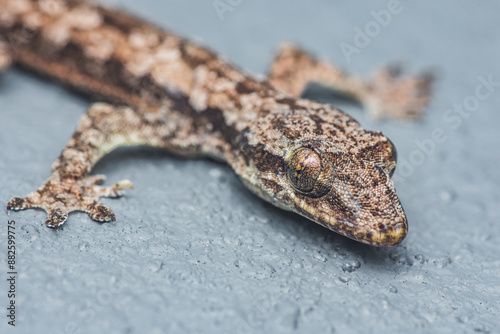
<box><xmin>1</xmin><ymin>0</ymin><xmax>432</xmax><ymax>247</ymax></box>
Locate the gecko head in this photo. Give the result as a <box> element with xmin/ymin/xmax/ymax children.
<box><xmin>279</xmin><ymin>131</ymin><xmax>407</xmax><ymax>247</ymax></box>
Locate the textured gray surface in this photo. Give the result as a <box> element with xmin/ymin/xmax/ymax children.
<box><xmin>1</xmin><ymin>1</ymin><xmax>499</xmax><ymax>333</ymax></box>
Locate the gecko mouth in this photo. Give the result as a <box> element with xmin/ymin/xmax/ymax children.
<box><xmin>329</xmin><ymin>214</ymin><xmax>408</xmax><ymax>247</ymax></box>
<box><xmin>294</xmin><ymin>189</ymin><xmax>408</xmax><ymax>247</ymax></box>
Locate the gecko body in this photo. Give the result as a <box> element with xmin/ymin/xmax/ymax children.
<box><xmin>1</xmin><ymin>0</ymin><xmax>432</xmax><ymax>246</ymax></box>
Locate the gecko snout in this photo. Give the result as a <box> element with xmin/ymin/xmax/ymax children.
<box><xmin>371</xmin><ymin>218</ymin><xmax>408</xmax><ymax>247</ymax></box>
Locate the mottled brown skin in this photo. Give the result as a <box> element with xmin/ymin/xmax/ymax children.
<box><xmin>2</xmin><ymin>0</ymin><xmax>432</xmax><ymax>246</ymax></box>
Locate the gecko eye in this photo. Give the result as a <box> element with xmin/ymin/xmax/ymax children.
<box><xmin>387</xmin><ymin>138</ymin><xmax>398</xmax><ymax>165</ymax></box>
<box><xmin>286</xmin><ymin>147</ymin><xmax>334</xmax><ymax>198</ymax></box>
<box><xmin>386</xmin><ymin>138</ymin><xmax>398</xmax><ymax>177</ymax></box>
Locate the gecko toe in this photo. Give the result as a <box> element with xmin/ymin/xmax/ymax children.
<box><xmin>46</xmin><ymin>208</ymin><xmax>69</xmax><ymax>228</ymax></box>
<box><xmin>386</xmin><ymin>63</ymin><xmax>404</xmax><ymax>78</ymax></box>
<box><xmin>88</xmin><ymin>175</ymin><xmax>107</xmax><ymax>185</ymax></box>
<box><xmin>102</xmin><ymin>180</ymin><xmax>134</xmax><ymax>198</ymax></box>
<box><xmin>367</xmin><ymin>67</ymin><xmax>434</xmax><ymax>119</ymax></box>
<box><xmin>88</xmin><ymin>203</ymin><xmax>116</xmax><ymax>222</ymax></box>
<box><xmin>7</xmin><ymin>197</ymin><xmax>32</xmax><ymax>211</ymax></box>
<box><xmin>417</xmin><ymin>71</ymin><xmax>434</xmax><ymax>96</ymax></box>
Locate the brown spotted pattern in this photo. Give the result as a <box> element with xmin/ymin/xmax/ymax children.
<box><xmin>1</xmin><ymin>0</ymin><xmax>432</xmax><ymax>246</ymax></box>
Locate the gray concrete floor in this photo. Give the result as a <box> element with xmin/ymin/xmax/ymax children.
<box><xmin>1</xmin><ymin>1</ymin><xmax>499</xmax><ymax>333</ymax></box>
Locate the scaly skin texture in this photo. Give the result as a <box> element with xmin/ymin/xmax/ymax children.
<box><xmin>2</xmin><ymin>0</ymin><xmax>432</xmax><ymax>246</ymax></box>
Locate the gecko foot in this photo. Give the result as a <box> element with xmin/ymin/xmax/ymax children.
<box><xmin>365</xmin><ymin>65</ymin><xmax>434</xmax><ymax>119</ymax></box>
<box><xmin>7</xmin><ymin>175</ymin><xmax>134</xmax><ymax>227</ymax></box>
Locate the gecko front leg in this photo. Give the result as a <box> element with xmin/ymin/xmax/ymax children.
<box><xmin>268</xmin><ymin>44</ymin><xmax>433</xmax><ymax>119</ymax></box>
<box><xmin>7</xmin><ymin>103</ymin><xmax>169</xmax><ymax>227</ymax></box>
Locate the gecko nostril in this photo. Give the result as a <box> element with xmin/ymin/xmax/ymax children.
<box><xmin>378</xmin><ymin>223</ymin><xmax>386</xmax><ymax>230</ymax></box>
